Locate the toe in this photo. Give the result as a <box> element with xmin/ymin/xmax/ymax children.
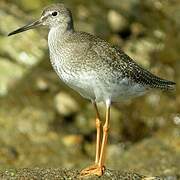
<box><xmin>79</xmin><ymin>164</ymin><xmax>104</xmax><ymax>177</ymax></box>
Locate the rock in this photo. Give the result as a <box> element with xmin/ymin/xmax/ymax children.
<box><xmin>75</xmin><ymin>113</ymin><xmax>95</xmax><ymax>135</ymax></box>
<box><xmin>123</xmin><ymin>38</ymin><xmax>158</xmax><ymax>68</ymax></box>
<box><xmin>62</xmin><ymin>134</ymin><xmax>83</xmax><ymax>147</ymax></box>
<box><xmin>145</xmin><ymin>93</ymin><xmax>160</xmax><ymax>108</ymax></box>
<box><xmin>0</xmin><ymin>2</ymin><xmax>46</xmax><ymax>95</ymax></box>
<box><xmin>103</xmin><ymin>0</ymin><xmax>138</xmax><ymax>12</ymax></box>
<box><xmin>153</xmin><ymin>29</ymin><xmax>166</xmax><ymax>40</ymax></box>
<box><xmin>131</xmin><ymin>22</ymin><xmax>145</xmax><ymax>37</ymax></box>
<box><xmin>16</xmin><ymin>0</ymin><xmax>43</xmax><ymax>11</ymax></box>
<box><xmin>173</xmin><ymin>114</ymin><xmax>180</xmax><ymax>126</ymax></box>
<box><xmin>109</xmin><ymin>34</ymin><xmax>123</xmax><ymax>47</ymax></box>
<box><xmin>0</xmin><ymin>9</ymin><xmax>46</xmax><ymax>66</ymax></box>
<box><xmin>54</xmin><ymin>92</ymin><xmax>80</xmax><ymax>116</ymax></box>
<box><xmin>109</xmin><ymin>137</ymin><xmax>180</xmax><ymax>177</ymax></box>
<box><xmin>107</xmin><ymin>10</ymin><xmax>128</xmax><ymax>32</ymax></box>
<box><xmin>0</xmin><ymin>168</ymin><xmax>162</xmax><ymax>180</ymax></box>
<box><xmin>77</xmin><ymin>5</ymin><xmax>90</xmax><ymax>20</ymax></box>
<box><xmin>0</xmin><ymin>106</ymin><xmax>54</xmax><ymax>142</ymax></box>
<box><xmin>0</xmin><ymin>58</ymin><xmax>25</xmax><ymax>96</ymax></box>
<box><xmin>35</xmin><ymin>77</ymin><xmax>49</xmax><ymax>91</ymax></box>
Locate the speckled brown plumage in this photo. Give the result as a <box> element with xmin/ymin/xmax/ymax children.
<box><xmin>65</xmin><ymin>32</ymin><xmax>175</xmax><ymax>90</ymax></box>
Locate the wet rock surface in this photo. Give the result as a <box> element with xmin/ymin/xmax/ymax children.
<box><xmin>0</xmin><ymin>0</ymin><xmax>179</xmax><ymax>179</ymax></box>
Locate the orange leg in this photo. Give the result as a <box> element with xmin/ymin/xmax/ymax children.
<box><xmin>98</xmin><ymin>100</ymin><xmax>110</xmax><ymax>168</ymax></box>
<box><xmin>93</xmin><ymin>102</ymin><xmax>101</xmax><ymax>164</ymax></box>
<box><xmin>80</xmin><ymin>101</ymin><xmax>103</xmax><ymax>177</ymax></box>
<box><xmin>79</xmin><ymin>100</ymin><xmax>111</xmax><ymax>177</ymax></box>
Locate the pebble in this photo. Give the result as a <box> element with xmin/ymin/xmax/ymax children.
<box><xmin>62</xmin><ymin>135</ymin><xmax>83</xmax><ymax>147</ymax></box>
<box><xmin>36</xmin><ymin>77</ymin><xmax>49</xmax><ymax>91</ymax></box>
<box><xmin>107</xmin><ymin>10</ymin><xmax>128</xmax><ymax>32</ymax></box>
<box><xmin>54</xmin><ymin>92</ymin><xmax>80</xmax><ymax>116</ymax></box>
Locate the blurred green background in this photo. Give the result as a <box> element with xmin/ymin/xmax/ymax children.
<box><xmin>0</xmin><ymin>0</ymin><xmax>179</xmax><ymax>177</ymax></box>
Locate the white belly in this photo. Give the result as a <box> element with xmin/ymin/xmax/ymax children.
<box><xmin>49</xmin><ymin>49</ymin><xmax>147</xmax><ymax>102</ymax></box>
<box><xmin>53</xmin><ymin>62</ymin><xmax>147</xmax><ymax>102</ymax></box>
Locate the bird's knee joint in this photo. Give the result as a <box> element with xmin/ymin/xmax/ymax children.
<box><xmin>103</xmin><ymin>125</ymin><xmax>109</xmax><ymax>133</ymax></box>
<box><xmin>96</xmin><ymin>118</ymin><xmax>101</xmax><ymax>128</ymax></box>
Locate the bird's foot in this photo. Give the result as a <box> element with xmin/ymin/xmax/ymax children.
<box><xmin>79</xmin><ymin>164</ymin><xmax>105</xmax><ymax>177</ymax></box>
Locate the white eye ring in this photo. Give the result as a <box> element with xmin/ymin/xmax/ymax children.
<box><xmin>52</xmin><ymin>11</ymin><xmax>58</xmax><ymax>16</ymax></box>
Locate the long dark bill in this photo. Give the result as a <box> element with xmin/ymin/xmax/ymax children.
<box><xmin>8</xmin><ymin>20</ymin><xmax>42</xmax><ymax>36</ymax></box>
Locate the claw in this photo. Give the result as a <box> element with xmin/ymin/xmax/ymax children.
<box><xmin>79</xmin><ymin>164</ymin><xmax>105</xmax><ymax>177</ymax></box>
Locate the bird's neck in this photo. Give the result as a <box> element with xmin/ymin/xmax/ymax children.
<box><xmin>48</xmin><ymin>23</ymin><xmax>74</xmax><ymax>50</ymax></box>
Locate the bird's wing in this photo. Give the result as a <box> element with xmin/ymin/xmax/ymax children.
<box><xmin>65</xmin><ymin>32</ymin><xmax>175</xmax><ymax>90</ymax></box>
<box><xmin>89</xmin><ymin>36</ymin><xmax>175</xmax><ymax>90</ymax></box>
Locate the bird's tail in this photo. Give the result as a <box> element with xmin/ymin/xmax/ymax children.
<box><xmin>149</xmin><ymin>76</ymin><xmax>176</xmax><ymax>90</ymax></box>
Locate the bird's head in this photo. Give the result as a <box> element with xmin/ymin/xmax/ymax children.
<box><xmin>8</xmin><ymin>3</ymin><xmax>73</xmax><ymax>36</ymax></box>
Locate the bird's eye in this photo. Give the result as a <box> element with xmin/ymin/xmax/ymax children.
<box><xmin>52</xmin><ymin>11</ymin><xmax>58</xmax><ymax>16</ymax></box>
